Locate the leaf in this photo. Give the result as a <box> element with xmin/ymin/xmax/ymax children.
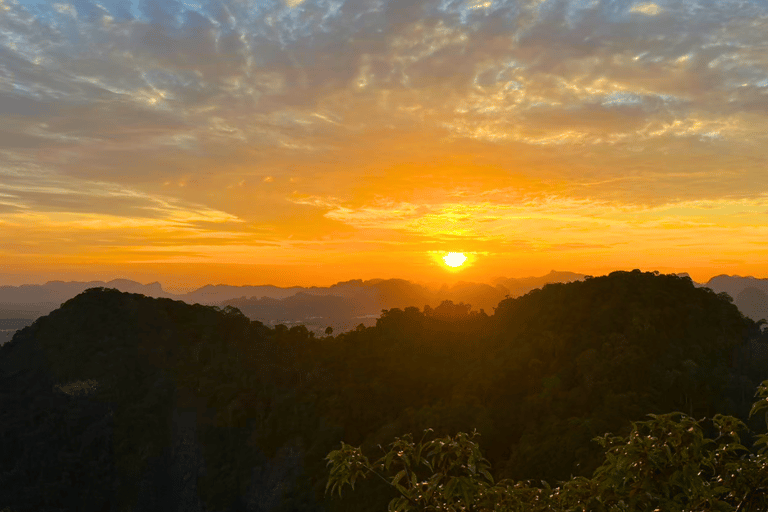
<box><xmin>416</xmin><ymin>441</ymin><xmax>425</xmax><ymax>464</ymax></box>
<box><xmin>385</xmin><ymin>450</ymin><xmax>395</xmax><ymax>470</ymax></box>
<box><xmin>392</xmin><ymin>469</ymin><xmax>407</xmax><ymax>487</ymax></box>
<box><xmin>444</xmin><ymin>477</ymin><xmax>458</xmax><ymax>500</ymax></box>
<box><xmin>749</xmin><ymin>397</ymin><xmax>768</xmax><ymax>419</ymax></box>
<box><xmin>460</xmin><ymin>477</ymin><xmax>473</xmax><ymax>507</ymax></box>
<box><xmin>480</xmin><ymin>469</ymin><xmax>494</xmax><ymax>485</ymax></box>
<box><xmin>389</xmin><ymin>496</ymin><xmax>411</xmax><ymax>512</ymax></box>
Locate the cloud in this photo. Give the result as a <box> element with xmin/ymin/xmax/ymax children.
<box><xmin>629</xmin><ymin>2</ymin><xmax>662</xmax><ymax>16</ymax></box>
<box><xmin>2</xmin><ymin>0</ymin><xmax>768</xmax><ymax>279</ymax></box>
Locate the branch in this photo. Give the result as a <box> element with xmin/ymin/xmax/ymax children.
<box><xmin>735</xmin><ymin>487</ymin><xmax>768</xmax><ymax>512</ymax></box>
<box><xmin>360</xmin><ymin>460</ymin><xmax>423</xmax><ymax>511</ymax></box>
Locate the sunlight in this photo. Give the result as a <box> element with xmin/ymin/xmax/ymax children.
<box><xmin>443</xmin><ymin>252</ymin><xmax>467</xmax><ymax>268</ymax></box>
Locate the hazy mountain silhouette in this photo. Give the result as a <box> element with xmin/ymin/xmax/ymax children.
<box><xmin>221</xmin><ymin>279</ymin><xmax>508</xmax><ymax>334</ymax></box>
<box><xmin>705</xmin><ymin>274</ymin><xmax>768</xmax><ymax>298</ymax></box>
<box><xmin>734</xmin><ymin>287</ymin><xmax>768</xmax><ymax>323</ymax></box>
<box><xmin>8</xmin><ymin>271</ymin><xmax>768</xmax><ymax>341</ymax></box>
<box><xmin>182</xmin><ymin>284</ymin><xmax>306</xmax><ymax>304</ymax></box>
<box><xmin>435</xmin><ymin>281</ymin><xmax>508</xmax><ymax>312</ymax></box>
<box><xmin>0</xmin><ymin>273</ymin><xmax>591</xmax><ymax>340</ymax></box>
<box><xmin>224</xmin><ymin>292</ymin><xmax>365</xmax><ymax>334</ymax></box>
<box><xmin>222</xmin><ymin>279</ymin><xmax>448</xmax><ymax>334</ymax></box>
<box><xmin>702</xmin><ymin>275</ymin><xmax>768</xmax><ymax>322</ymax></box>
<box><xmin>0</xmin><ymin>279</ymin><xmax>178</xmax><ymax>319</ymax></box>
<box><xmin>0</xmin><ymin>318</ymin><xmax>34</xmax><ymax>346</ymax></box>
<box><xmin>492</xmin><ymin>270</ymin><xmax>586</xmax><ymax>297</ymax></box>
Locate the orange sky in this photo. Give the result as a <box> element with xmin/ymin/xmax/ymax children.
<box><xmin>1</xmin><ymin>0</ymin><xmax>767</xmax><ymax>290</ymax></box>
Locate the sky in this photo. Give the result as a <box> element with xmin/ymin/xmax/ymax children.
<box><xmin>1</xmin><ymin>0</ymin><xmax>767</xmax><ymax>291</ymax></box>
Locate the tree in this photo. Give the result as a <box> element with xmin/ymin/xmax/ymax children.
<box><xmin>325</xmin><ymin>326</ymin><xmax>334</xmax><ymax>336</ymax></box>
<box><xmin>326</xmin><ymin>380</ymin><xmax>768</xmax><ymax>511</ymax></box>
<box><xmin>326</xmin><ymin>429</ymin><xmax>514</xmax><ymax>512</ymax></box>
<box><xmin>428</xmin><ymin>300</ymin><xmax>472</xmax><ymax>320</ymax></box>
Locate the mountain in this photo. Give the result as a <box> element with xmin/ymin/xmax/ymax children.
<box><xmin>704</xmin><ymin>274</ymin><xmax>768</xmax><ymax>299</ymax></box>
<box><xmin>0</xmin><ymin>318</ymin><xmax>35</xmax><ymax>346</ymax></box>
<box><xmin>492</xmin><ymin>270</ymin><xmax>587</xmax><ymax>297</ymax></box>
<box><xmin>735</xmin><ymin>287</ymin><xmax>768</xmax><ymax>323</ymax></box>
<box><xmin>0</xmin><ymin>279</ymin><xmax>179</xmax><ymax>319</ymax></box>
<box><xmin>219</xmin><ymin>279</ymin><xmax>435</xmax><ymax>334</ymax></box>
<box><xmin>224</xmin><ymin>292</ymin><xmax>366</xmax><ymax>333</ymax></box>
<box><xmin>0</xmin><ymin>272</ymin><xmax>593</xmax><ymax>340</ymax></box>
<box><xmin>701</xmin><ymin>275</ymin><xmax>768</xmax><ymax>322</ymax></box>
<box><xmin>220</xmin><ymin>278</ymin><xmax>507</xmax><ymax>334</ymax></box>
<box><xmin>181</xmin><ymin>284</ymin><xmax>306</xmax><ymax>305</ymax></box>
<box><xmin>1</xmin><ymin>271</ymin><xmax>764</xmax><ymax>512</ymax></box>
<box><xmin>1</xmin><ymin>271</ymin><xmax>740</xmax><ymax>323</ymax></box>
<box><xmin>434</xmin><ymin>281</ymin><xmax>509</xmax><ymax>312</ymax></box>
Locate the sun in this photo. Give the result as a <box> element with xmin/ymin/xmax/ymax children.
<box><xmin>443</xmin><ymin>252</ymin><xmax>467</xmax><ymax>268</ymax></box>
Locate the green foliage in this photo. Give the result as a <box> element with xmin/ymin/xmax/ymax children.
<box><xmin>750</xmin><ymin>380</ymin><xmax>768</xmax><ymax>442</ymax></box>
<box><xmin>326</xmin><ymin>429</ymin><xmax>505</xmax><ymax>511</ymax></box>
<box><xmin>327</xmin><ymin>381</ymin><xmax>768</xmax><ymax>511</ymax></box>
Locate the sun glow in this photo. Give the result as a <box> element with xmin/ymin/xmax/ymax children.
<box><xmin>443</xmin><ymin>252</ymin><xmax>467</xmax><ymax>268</ymax></box>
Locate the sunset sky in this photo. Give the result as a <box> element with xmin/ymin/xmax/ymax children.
<box><xmin>1</xmin><ymin>0</ymin><xmax>767</xmax><ymax>291</ymax></box>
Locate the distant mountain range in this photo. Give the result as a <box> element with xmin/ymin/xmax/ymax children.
<box><xmin>0</xmin><ymin>271</ymin><xmax>588</xmax><ymax>339</ymax></box>
<box><xmin>0</xmin><ymin>271</ymin><xmax>583</xmax><ymax>310</ymax></box>
<box><xmin>703</xmin><ymin>275</ymin><xmax>768</xmax><ymax>324</ymax></box>
<box><xmin>491</xmin><ymin>270</ymin><xmax>586</xmax><ymax>296</ymax></box>
<box><xmin>1</xmin><ymin>271</ymin><xmax>767</xmax><ymax>342</ymax></box>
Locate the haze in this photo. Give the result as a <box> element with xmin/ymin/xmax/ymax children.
<box><xmin>2</xmin><ymin>0</ymin><xmax>768</xmax><ymax>290</ymax></box>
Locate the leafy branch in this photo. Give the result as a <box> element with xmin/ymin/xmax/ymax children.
<box><xmin>327</xmin><ymin>380</ymin><xmax>768</xmax><ymax>512</ymax></box>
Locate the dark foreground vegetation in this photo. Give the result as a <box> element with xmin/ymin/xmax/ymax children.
<box><xmin>327</xmin><ymin>391</ymin><xmax>768</xmax><ymax>511</ymax></box>
<box><xmin>1</xmin><ymin>270</ymin><xmax>767</xmax><ymax>511</ymax></box>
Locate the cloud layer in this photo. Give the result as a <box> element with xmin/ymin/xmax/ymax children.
<box><xmin>1</xmin><ymin>0</ymin><xmax>767</xmax><ymax>284</ymax></box>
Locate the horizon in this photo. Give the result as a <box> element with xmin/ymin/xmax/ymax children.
<box><xmin>0</xmin><ymin>268</ymin><xmax>760</xmax><ymax>295</ymax></box>
<box><xmin>3</xmin><ymin>0</ymin><xmax>768</xmax><ymax>287</ymax></box>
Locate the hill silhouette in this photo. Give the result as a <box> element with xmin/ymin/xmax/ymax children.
<box><xmin>492</xmin><ymin>270</ymin><xmax>586</xmax><ymax>296</ymax></box>
<box><xmin>705</xmin><ymin>274</ymin><xmax>768</xmax><ymax>299</ymax></box>
<box><xmin>1</xmin><ymin>270</ymin><xmax>766</xmax><ymax>511</ymax></box>
<box><xmin>7</xmin><ymin>272</ymin><xmax>768</xmax><ymax>330</ymax></box>
<box><xmin>0</xmin><ymin>273</ymin><xmax>587</xmax><ymax>341</ymax></box>
<box><xmin>735</xmin><ymin>287</ymin><xmax>768</xmax><ymax>323</ymax></box>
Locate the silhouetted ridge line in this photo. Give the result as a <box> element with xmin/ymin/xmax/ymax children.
<box><xmin>1</xmin><ymin>271</ymin><xmax>766</xmax><ymax>511</ymax></box>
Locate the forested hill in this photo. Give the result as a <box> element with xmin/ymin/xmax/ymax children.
<box><xmin>1</xmin><ymin>270</ymin><xmax>767</xmax><ymax>512</ymax></box>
